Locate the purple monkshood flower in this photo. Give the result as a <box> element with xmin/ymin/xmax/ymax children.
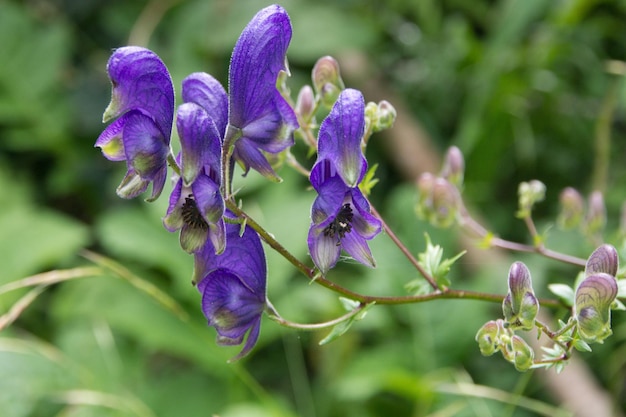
<box><xmin>307</xmin><ymin>89</ymin><xmax>382</xmax><ymax>275</ymax></box>
<box><xmin>96</xmin><ymin>46</ymin><xmax>174</xmax><ymax>201</ymax></box>
<box><xmin>194</xmin><ymin>213</ymin><xmax>267</xmax><ymax>361</ymax></box>
<box><xmin>162</xmin><ymin>75</ymin><xmax>226</xmax><ymax>253</ymax></box>
<box><xmin>224</xmin><ymin>4</ymin><xmax>299</xmax><ymax>181</ymax></box>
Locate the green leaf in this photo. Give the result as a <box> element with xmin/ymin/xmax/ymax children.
<box><xmin>547</xmin><ymin>283</ymin><xmax>575</xmax><ymax>307</ymax></box>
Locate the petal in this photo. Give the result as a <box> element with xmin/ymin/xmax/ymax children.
<box><xmin>307</xmin><ymin>225</ymin><xmax>341</xmax><ymax>275</ymax></box>
<box><xmin>340</xmin><ymin>231</ymin><xmax>376</xmax><ymax>268</ymax></box>
<box><xmin>317</xmin><ymin>89</ymin><xmax>367</xmax><ymax>187</ymax></box>
<box><xmin>163</xmin><ymin>179</ymin><xmax>184</xmax><ymax>232</ymax></box>
<box><xmin>177</xmin><ymin>103</ymin><xmax>222</xmax><ymax>185</ymax></box>
<box><xmin>233</xmin><ymin>138</ymin><xmax>282</xmax><ymax>182</ymax></box>
<box><xmin>122</xmin><ymin>110</ymin><xmax>168</xmax><ymax>180</ymax></box>
<box><xmin>95</xmin><ymin>117</ymin><xmax>126</xmax><ymax>161</ymax></box>
<box><xmin>208</xmin><ymin>220</ymin><xmax>227</xmax><ymax>255</ymax></box>
<box><xmin>192</xmin><ymin>174</ymin><xmax>224</xmax><ymax>224</ymax></box>
<box><xmin>349</xmin><ymin>187</ymin><xmax>382</xmax><ymax>239</ymax></box>
<box><xmin>310</xmin><ymin>175</ymin><xmax>348</xmax><ymax>225</ymax></box>
<box><xmin>229</xmin><ymin>317</ymin><xmax>261</xmax><ymax>362</ymax></box>
<box><xmin>104</xmin><ymin>46</ymin><xmax>174</xmax><ymax>139</ymax></box>
<box><xmin>181</xmin><ymin>72</ymin><xmax>228</xmax><ymax>138</ymax></box>
<box><xmin>147</xmin><ymin>165</ymin><xmax>167</xmax><ymax>202</ymax></box>
<box><xmin>180</xmin><ymin>224</ymin><xmax>209</xmax><ymax>253</ymax></box>
<box><xmin>193</xmin><ymin>215</ymin><xmax>266</xmax><ymax>290</ymax></box>
<box><xmin>229</xmin><ymin>5</ymin><xmax>298</xmax><ymax>150</ymax></box>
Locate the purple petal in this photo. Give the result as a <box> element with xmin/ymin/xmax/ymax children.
<box><xmin>95</xmin><ymin>117</ymin><xmax>126</xmax><ymax>161</ymax></box>
<box><xmin>193</xmin><ymin>215</ymin><xmax>266</xmax><ymax>290</ymax></box>
<box><xmin>349</xmin><ymin>187</ymin><xmax>382</xmax><ymax>239</ymax></box>
<box><xmin>228</xmin><ymin>5</ymin><xmax>298</xmax><ymax>153</ymax></box>
<box><xmin>233</xmin><ymin>138</ymin><xmax>282</xmax><ymax>181</ymax></box>
<box><xmin>340</xmin><ymin>231</ymin><xmax>376</xmax><ymax>268</ymax></box>
<box><xmin>317</xmin><ymin>89</ymin><xmax>367</xmax><ymax>187</ymax></box>
<box><xmin>310</xmin><ymin>175</ymin><xmax>348</xmax><ymax>225</ymax></box>
<box><xmin>163</xmin><ymin>178</ymin><xmax>184</xmax><ymax>231</ymax></box>
<box><xmin>191</xmin><ymin>174</ymin><xmax>224</xmax><ymax>224</ymax></box>
<box><xmin>198</xmin><ymin>268</ymin><xmax>265</xmax><ymax>360</ymax></box>
<box><xmin>104</xmin><ymin>46</ymin><xmax>174</xmax><ymax>140</ymax></box>
<box><xmin>122</xmin><ymin>110</ymin><xmax>168</xmax><ymax>181</ymax></box>
<box><xmin>176</xmin><ymin>102</ymin><xmax>222</xmax><ymax>185</ymax></box>
<box><xmin>182</xmin><ymin>72</ymin><xmax>228</xmax><ymax>138</ymax></box>
<box><xmin>307</xmin><ymin>225</ymin><xmax>341</xmax><ymax>275</ymax></box>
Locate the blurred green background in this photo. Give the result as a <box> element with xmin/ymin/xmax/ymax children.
<box><xmin>1</xmin><ymin>0</ymin><xmax>626</xmax><ymax>416</ymax></box>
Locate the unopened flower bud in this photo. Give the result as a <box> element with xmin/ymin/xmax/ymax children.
<box><xmin>585</xmin><ymin>191</ymin><xmax>606</xmax><ymax>236</ymax></box>
<box><xmin>510</xmin><ymin>335</ymin><xmax>535</xmax><ymax>372</ymax></box>
<box><xmin>475</xmin><ymin>319</ymin><xmax>505</xmax><ymax>356</ymax></box>
<box><xmin>374</xmin><ymin>100</ymin><xmax>396</xmax><ymax>131</ymax></box>
<box><xmin>502</xmin><ymin>261</ymin><xmax>538</xmax><ymax>330</ymax></box>
<box><xmin>575</xmin><ymin>272</ymin><xmax>618</xmax><ymax>343</ymax></box>
<box><xmin>557</xmin><ymin>187</ymin><xmax>584</xmax><ymax>230</ymax></box>
<box><xmin>415</xmin><ymin>174</ymin><xmax>459</xmax><ymax>228</ymax></box>
<box><xmin>517</xmin><ymin>180</ymin><xmax>545</xmax><ymax>218</ymax></box>
<box><xmin>295</xmin><ymin>85</ymin><xmax>315</xmax><ymax>121</ymax></box>
<box><xmin>312</xmin><ymin>56</ymin><xmax>344</xmax><ymax>108</ymax></box>
<box><xmin>440</xmin><ymin>146</ymin><xmax>465</xmax><ymax>187</ymax></box>
<box><xmin>585</xmin><ymin>244</ymin><xmax>619</xmax><ymax>277</ymax></box>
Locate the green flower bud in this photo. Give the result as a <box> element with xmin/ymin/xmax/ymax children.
<box><xmin>440</xmin><ymin>146</ymin><xmax>465</xmax><ymax>187</ymax></box>
<box><xmin>502</xmin><ymin>261</ymin><xmax>539</xmax><ymax>330</ymax></box>
<box><xmin>585</xmin><ymin>191</ymin><xmax>606</xmax><ymax>236</ymax></box>
<box><xmin>475</xmin><ymin>319</ymin><xmax>505</xmax><ymax>356</ymax></box>
<box><xmin>295</xmin><ymin>85</ymin><xmax>315</xmax><ymax>122</ymax></box>
<box><xmin>510</xmin><ymin>335</ymin><xmax>535</xmax><ymax>372</ymax></box>
<box><xmin>312</xmin><ymin>56</ymin><xmax>344</xmax><ymax>108</ymax></box>
<box><xmin>557</xmin><ymin>187</ymin><xmax>584</xmax><ymax>230</ymax></box>
<box><xmin>585</xmin><ymin>244</ymin><xmax>619</xmax><ymax>278</ymax></box>
<box><xmin>575</xmin><ymin>272</ymin><xmax>618</xmax><ymax>343</ymax></box>
<box><xmin>517</xmin><ymin>180</ymin><xmax>545</xmax><ymax>218</ymax></box>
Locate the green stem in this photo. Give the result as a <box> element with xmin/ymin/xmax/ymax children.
<box><xmin>226</xmin><ymin>202</ymin><xmax>562</xmax><ymax>308</ymax></box>
<box><xmin>265</xmin><ymin>298</ymin><xmax>366</xmax><ymax>330</ymax></box>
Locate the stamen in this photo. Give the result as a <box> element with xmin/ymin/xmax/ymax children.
<box><xmin>323</xmin><ymin>203</ymin><xmax>354</xmax><ymax>246</ymax></box>
<box><xmin>181</xmin><ymin>195</ymin><xmax>209</xmax><ymax>230</ymax></box>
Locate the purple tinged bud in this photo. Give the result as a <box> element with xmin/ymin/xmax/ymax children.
<box><xmin>440</xmin><ymin>146</ymin><xmax>465</xmax><ymax>187</ymax></box>
<box><xmin>585</xmin><ymin>190</ymin><xmax>606</xmax><ymax>236</ymax></box>
<box><xmin>585</xmin><ymin>244</ymin><xmax>619</xmax><ymax>277</ymax></box>
<box><xmin>312</xmin><ymin>56</ymin><xmax>344</xmax><ymax>108</ymax></box>
<box><xmin>415</xmin><ymin>174</ymin><xmax>459</xmax><ymax>228</ymax></box>
<box><xmin>575</xmin><ymin>272</ymin><xmax>617</xmax><ymax>343</ymax></box>
<box><xmin>475</xmin><ymin>319</ymin><xmax>505</xmax><ymax>356</ymax></box>
<box><xmin>502</xmin><ymin>261</ymin><xmax>538</xmax><ymax>330</ymax></box>
<box><xmin>557</xmin><ymin>187</ymin><xmax>584</xmax><ymax>230</ymax></box>
<box><xmin>295</xmin><ymin>85</ymin><xmax>315</xmax><ymax>122</ymax></box>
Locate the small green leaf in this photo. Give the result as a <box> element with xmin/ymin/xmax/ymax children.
<box><xmin>548</xmin><ymin>284</ymin><xmax>575</xmax><ymax>307</ymax></box>
<box><xmin>318</xmin><ymin>320</ymin><xmax>353</xmax><ymax>345</ymax></box>
<box><xmin>339</xmin><ymin>297</ymin><xmax>360</xmax><ymax>311</ymax></box>
<box><xmin>573</xmin><ymin>339</ymin><xmax>592</xmax><ymax>352</ymax></box>
<box><xmin>359</xmin><ymin>163</ymin><xmax>379</xmax><ymax>196</ymax></box>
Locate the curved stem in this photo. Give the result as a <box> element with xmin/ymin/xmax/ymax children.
<box><xmin>225</xmin><ymin>201</ymin><xmax>563</xmax><ymax>308</ymax></box>
<box><xmin>265</xmin><ymin>298</ymin><xmax>366</xmax><ymax>330</ymax></box>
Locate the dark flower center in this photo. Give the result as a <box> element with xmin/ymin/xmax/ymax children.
<box><xmin>323</xmin><ymin>203</ymin><xmax>354</xmax><ymax>246</ymax></box>
<box><xmin>181</xmin><ymin>195</ymin><xmax>208</xmax><ymax>230</ymax></box>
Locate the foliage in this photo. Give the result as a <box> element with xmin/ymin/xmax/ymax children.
<box><xmin>1</xmin><ymin>0</ymin><xmax>626</xmax><ymax>416</ymax></box>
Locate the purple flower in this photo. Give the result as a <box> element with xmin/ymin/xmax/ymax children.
<box><xmin>162</xmin><ymin>76</ymin><xmax>226</xmax><ymax>253</ymax></box>
<box><xmin>96</xmin><ymin>47</ymin><xmax>174</xmax><ymax>201</ymax></box>
<box><xmin>307</xmin><ymin>89</ymin><xmax>381</xmax><ymax>275</ymax></box>
<box><xmin>194</xmin><ymin>214</ymin><xmax>267</xmax><ymax>361</ymax></box>
<box><xmin>226</xmin><ymin>4</ymin><xmax>299</xmax><ymax>181</ymax></box>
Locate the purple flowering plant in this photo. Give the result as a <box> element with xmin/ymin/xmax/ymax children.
<box><xmin>93</xmin><ymin>3</ymin><xmax>625</xmax><ymax>368</ymax></box>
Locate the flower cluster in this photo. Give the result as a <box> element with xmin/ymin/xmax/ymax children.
<box><xmin>96</xmin><ymin>5</ymin><xmax>385</xmax><ymax>360</ymax></box>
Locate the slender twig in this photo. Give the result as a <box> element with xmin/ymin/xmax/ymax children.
<box><xmin>225</xmin><ymin>201</ymin><xmax>562</xmax><ymax>308</ymax></box>
<box><xmin>368</xmin><ymin>201</ymin><xmax>439</xmax><ymax>290</ymax></box>
<box><xmin>265</xmin><ymin>299</ymin><xmax>366</xmax><ymax>330</ymax></box>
